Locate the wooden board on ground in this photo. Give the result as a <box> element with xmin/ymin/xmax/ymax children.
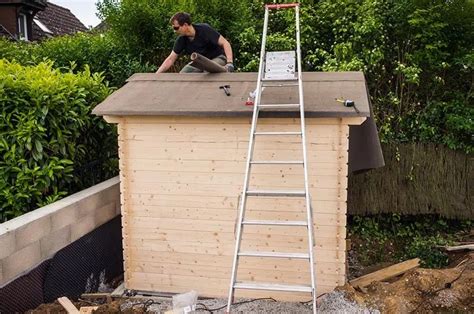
<box><xmin>444</xmin><ymin>244</ymin><xmax>474</xmax><ymax>252</ymax></box>
<box><xmin>349</xmin><ymin>258</ymin><xmax>420</xmax><ymax>288</ymax></box>
<box><xmin>57</xmin><ymin>297</ymin><xmax>80</xmax><ymax>314</ymax></box>
<box><xmin>79</xmin><ymin>306</ymin><xmax>99</xmax><ymax>314</ymax></box>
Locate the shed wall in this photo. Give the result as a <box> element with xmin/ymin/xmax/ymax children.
<box><xmin>115</xmin><ymin>116</ymin><xmax>362</xmax><ymax>300</ymax></box>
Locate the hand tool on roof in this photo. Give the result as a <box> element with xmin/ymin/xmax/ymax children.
<box><xmin>227</xmin><ymin>3</ymin><xmax>317</xmax><ymax>313</ymax></box>
<box><xmin>189</xmin><ymin>53</ymin><xmax>227</xmax><ymax>73</ymax></box>
<box><xmin>219</xmin><ymin>85</ymin><xmax>231</xmax><ymax>96</ymax></box>
<box><xmin>336</xmin><ymin>98</ymin><xmax>360</xmax><ymax>114</ymax></box>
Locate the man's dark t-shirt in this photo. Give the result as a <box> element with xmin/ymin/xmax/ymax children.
<box><xmin>173</xmin><ymin>23</ymin><xmax>224</xmax><ymax>60</ymax></box>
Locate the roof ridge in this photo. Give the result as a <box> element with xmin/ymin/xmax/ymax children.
<box><xmin>46</xmin><ymin>1</ymin><xmax>72</xmax><ymax>12</ymax></box>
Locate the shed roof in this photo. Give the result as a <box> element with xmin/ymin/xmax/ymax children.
<box><xmin>92</xmin><ymin>72</ymin><xmax>370</xmax><ymax>118</ymax></box>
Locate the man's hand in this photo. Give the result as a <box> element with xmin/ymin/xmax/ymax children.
<box><xmin>225</xmin><ymin>63</ymin><xmax>235</xmax><ymax>72</ymax></box>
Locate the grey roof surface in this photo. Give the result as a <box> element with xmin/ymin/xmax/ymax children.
<box><xmin>33</xmin><ymin>2</ymin><xmax>87</xmax><ymax>39</ymax></box>
<box><xmin>92</xmin><ymin>72</ymin><xmax>370</xmax><ymax>118</ymax></box>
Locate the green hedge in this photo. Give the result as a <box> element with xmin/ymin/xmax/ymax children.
<box><xmin>0</xmin><ymin>60</ymin><xmax>116</xmax><ymax>222</ymax></box>
<box><xmin>0</xmin><ymin>33</ymin><xmax>157</xmax><ymax>88</ymax></box>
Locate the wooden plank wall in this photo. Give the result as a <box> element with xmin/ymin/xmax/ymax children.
<box><xmin>113</xmin><ymin>116</ymin><xmax>364</xmax><ymax>301</ymax></box>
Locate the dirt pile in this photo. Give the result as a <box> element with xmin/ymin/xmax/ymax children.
<box><xmin>339</xmin><ymin>253</ymin><xmax>474</xmax><ymax>313</ymax></box>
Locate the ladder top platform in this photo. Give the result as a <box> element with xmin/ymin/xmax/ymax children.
<box><xmin>93</xmin><ymin>72</ymin><xmax>370</xmax><ymax>118</ymax></box>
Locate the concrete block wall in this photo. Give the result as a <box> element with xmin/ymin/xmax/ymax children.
<box><xmin>0</xmin><ymin>177</ymin><xmax>120</xmax><ymax>286</ymax></box>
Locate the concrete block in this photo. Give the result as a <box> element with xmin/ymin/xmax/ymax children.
<box><xmin>51</xmin><ymin>203</ymin><xmax>79</xmax><ymax>231</ymax></box>
<box><xmin>0</xmin><ymin>231</ymin><xmax>16</xmax><ymax>259</ymax></box>
<box><xmin>15</xmin><ymin>215</ymin><xmax>52</xmax><ymax>251</ymax></box>
<box><xmin>40</xmin><ymin>225</ymin><xmax>71</xmax><ymax>259</ymax></box>
<box><xmin>71</xmin><ymin>215</ymin><xmax>96</xmax><ymax>242</ymax></box>
<box><xmin>77</xmin><ymin>187</ymin><xmax>118</xmax><ymax>218</ymax></box>
<box><xmin>2</xmin><ymin>242</ymin><xmax>41</xmax><ymax>284</ymax></box>
<box><xmin>95</xmin><ymin>202</ymin><xmax>118</xmax><ymax>227</ymax></box>
<box><xmin>77</xmin><ymin>194</ymin><xmax>103</xmax><ymax>218</ymax></box>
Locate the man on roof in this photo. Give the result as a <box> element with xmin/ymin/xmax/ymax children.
<box><xmin>156</xmin><ymin>12</ymin><xmax>234</xmax><ymax>73</ymax></box>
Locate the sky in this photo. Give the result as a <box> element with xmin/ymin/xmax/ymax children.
<box><xmin>50</xmin><ymin>0</ymin><xmax>101</xmax><ymax>28</ymax></box>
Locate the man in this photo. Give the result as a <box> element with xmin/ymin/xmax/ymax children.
<box><xmin>156</xmin><ymin>12</ymin><xmax>234</xmax><ymax>73</ymax></box>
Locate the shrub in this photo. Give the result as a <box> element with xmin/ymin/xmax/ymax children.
<box><xmin>33</xmin><ymin>32</ymin><xmax>157</xmax><ymax>87</ymax></box>
<box><xmin>0</xmin><ymin>60</ymin><xmax>115</xmax><ymax>222</ymax></box>
<box><xmin>0</xmin><ymin>33</ymin><xmax>157</xmax><ymax>88</ymax></box>
<box><xmin>349</xmin><ymin>214</ymin><xmax>472</xmax><ymax>268</ymax></box>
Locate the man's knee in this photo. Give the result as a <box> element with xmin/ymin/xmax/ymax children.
<box><xmin>180</xmin><ymin>63</ymin><xmax>202</xmax><ymax>73</ymax></box>
<box><xmin>212</xmin><ymin>55</ymin><xmax>227</xmax><ymax>66</ymax></box>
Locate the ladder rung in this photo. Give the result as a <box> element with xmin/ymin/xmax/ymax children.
<box><xmin>250</xmin><ymin>160</ymin><xmax>303</xmax><ymax>164</ymax></box>
<box><xmin>254</xmin><ymin>131</ymin><xmax>302</xmax><ymax>135</ymax></box>
<box><xmin>239</xmin><ymin>251</ymin><xmax>310</xmax><ymax>259</ymax></box>
<box><xmin>262</xmin><ymin>83</ymin><xmax>299</xmax><ymax>87</ymax></box>
<box><xmin>258</xmin><ymin>104</ymin><xmax>300</xmax><ymax>109</ymax></box>
<box><xmin>261</xmin><ymin>77</ymin><xmax>298</xmax><ymax>82</ymax></box>
<box><xmin>246</xmin><ymin>190</ymin><xmax>306</xmax><ymax>197</ymax></box>
<box><xmin>234</xmin><ymin>282</ymin><xmax>312</xmax><ymax>293</ymax></box>
<box><xmin>243</xmin><ymin>220</ymin><xmax>307</xmax><ymax>226</ymax></box>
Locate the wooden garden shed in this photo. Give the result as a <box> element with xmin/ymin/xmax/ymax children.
<box><xmin>92</xmin><ymin>72</ymin><xmax>381</xmax><ymax>300</ymax></box>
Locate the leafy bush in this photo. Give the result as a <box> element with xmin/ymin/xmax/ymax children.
<box><xmin>0</xmin><ymin>33</ymin><xmax>157</xmax><ymax>88</ymax></box>
<box><xmin>349</xmin><ymin>214</ymin><xmax>472</xmax><ymax>268</ymax></box>
<box><xmin>97</xmin><ymin>0</ymin><xmax>252</xmax><ymax>66</ymax></box>
<box><xmin>0</xmin><ymin>60</ymin><xmax>115</xmax><ymax>222</ymax></box>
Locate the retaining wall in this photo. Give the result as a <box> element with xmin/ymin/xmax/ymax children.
<box><xmin>0</xmin><ymin>176</ymin><xmax>120</xmax><ymax>286</ymax></box>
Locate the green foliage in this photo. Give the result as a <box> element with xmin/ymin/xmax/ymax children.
<box><xmin>0</xmin><ymin>0</ymin><xmax>472</xmax><ymax>220</ymax></box>
<box><xmin>0</xmin><ymin>33</ymin><xmax>157</xmax><ymax>87</ymax></box>
<box><xmin>97</xmin><ymin>0</ymin><xmax>251</xmax><ymax>65</ymax></box>
<box><xmin>223</xmin><ymin>0</ymin><xmax>473</xmax><ymax>153</ymax></box>
<box><xmin>0</xmin><ymin>60</ymin><xmax>115</xmax><ymax>222</ymax></box>
<box><xmin>349</xmin><ymin>214</ymin><xmax>472</xmax><ymax>268</ymax></box>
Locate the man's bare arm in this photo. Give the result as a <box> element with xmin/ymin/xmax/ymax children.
<box><xmin>218</xmin><ymin>35</ymin><xmax>233</xmax><ymax>63</ymax></box>
<box><xmin>156</xmin><ymin>51</ymin><xmax>179</xmax><ymax>73</ymax></box>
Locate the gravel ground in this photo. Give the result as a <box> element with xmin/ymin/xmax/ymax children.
<box><xmin>119</xmin><ymin>291</ymin><xmax>379</xmax><ymax>313</ymax></box>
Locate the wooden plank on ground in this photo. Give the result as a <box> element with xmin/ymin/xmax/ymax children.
<box><xmin>111</xmin><ymin>282</ymin><xmax>126</xmax><ymax>298</ymax></box>
<box><xmin>349</xmin><ymin>258</ymin><xmax>420</xmax><ymax>288</ymax></box>
<box><xmin>444</xmin><ymin>244</ymin><xmax>474</xmax><ymax>251</ymax></box>
<box><xmin>57</xmin><ymin>297</ymin><xmax>80</xmax><ymax>314</ymax></box>
<box><xmin>79</xmin><ymin>306</ymin><xmax>99</xmax><ymax>314</ymax></box>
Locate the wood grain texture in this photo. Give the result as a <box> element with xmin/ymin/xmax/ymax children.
<box><xmin>119</xmin><ymin>117</ymin><xmax>350</xmax><ymax>299</ymax></box>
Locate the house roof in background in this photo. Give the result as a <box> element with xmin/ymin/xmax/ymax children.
<box><xmin>0</xmin><ymin>23</ymin><xmax>16</xmax><ymax>40</ymax></box>
<box><xmin>33</xmin><ymin>1</ymin><xmax>87</xmax><ymax>38</ymax></box>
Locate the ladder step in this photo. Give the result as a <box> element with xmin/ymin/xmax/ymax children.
<box><xmin>239</xmin><ymin>251</ymin><xmax>310</xmax><ymax>259</ymax></box>
<box><xmin>254</xmin><ymin>131</ymin><xmax>302</xmax><ymax>135</ymax></box>
<box><xmin>250</xmin><ymin>160</ymin><xmax>303</xmax><ymax>164</ymax></box>
<box><xmin>234</xmin><ymin>282</ymin><xmax>312</xmax><ymax>293</ymax></box>
<box><xmin>243</xmin><ymin>220</ymin><xmax>307</xmax><ymax>226</ymax></box>
<box><xmin>246</xmin><ymin>190</ymin><xmax>306</xmax><ymax>197</ymax></box>
<box><xmin>262</xmin><ymin>83</ymin><xmax>299</xmax><ymax>87</ymax></box>
<box><xmin>261</xmin><ymin>77</ymin><xmax>298</xmax><ymax>82</ymax></box>
<box><xmin>258</xmin><ymin>104</ymin><xmax>300</xmax><ymax>109</ymax></box>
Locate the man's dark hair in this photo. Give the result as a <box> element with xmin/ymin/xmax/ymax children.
<box><xmin>170</xmin><ymin>12</ymin><xmax>192</xmax><ymax>26</ymax></box>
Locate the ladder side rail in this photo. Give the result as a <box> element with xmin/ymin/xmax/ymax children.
<box><xmin>226</xmin><ymin>6</ymin><xmax>270</xmax><ymax>312</ymax></box>
<box><xmin>295</xmin><ymin>5</ymin><xmax>318</xmax><ymax>313</ymax></box>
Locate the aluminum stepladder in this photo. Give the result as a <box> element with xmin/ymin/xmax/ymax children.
<box><xmin>226</xmin><ymin>3</ymin><xmax>317</xmax><ymax>313</ymax></box>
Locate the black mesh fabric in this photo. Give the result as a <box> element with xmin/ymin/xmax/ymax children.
<box><xmin>0</xmin><ymin>216</ymin><xmax>123</xmax><ymax>313</ymax></box>
<box><xmin>0</xmin><ymin>260</ymin><xmax>50</xmax><ymax>314</ymax></box>
<box><xmin>43</xmin><ymin>215</ymin><xmax>124</xmax><ymax>302</ymax></box>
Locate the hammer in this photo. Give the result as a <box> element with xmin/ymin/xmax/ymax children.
<box><xmin>219</xmin><ymin>85</ymin><xmax>231</xmax><ymax>96</ymax></box>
